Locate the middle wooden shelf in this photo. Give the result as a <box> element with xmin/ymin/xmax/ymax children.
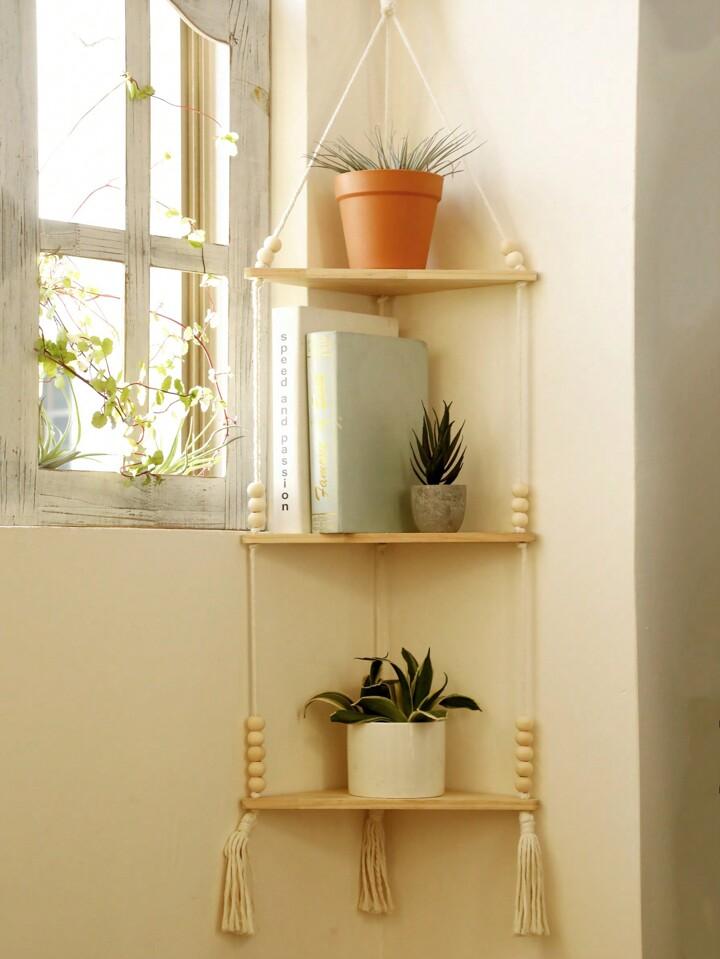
<box><xmin>241</xmin><ymin>531</ymin><xmax>536</xmax><ymax>545</ymax></box>
<box><xmin>242</xmin><ymin>788</ymin><xmax>539</xmax><ymax>812</ymax></box>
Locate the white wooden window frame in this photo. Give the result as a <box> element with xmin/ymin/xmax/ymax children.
<box><xmin>0</xmin><ymin>0</ymin><xmax>269</xmax><ymax>528</ymax></box>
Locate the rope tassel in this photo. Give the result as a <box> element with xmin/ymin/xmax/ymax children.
<box><xmin>513</xmin><ymin>812</ymin><xmax>549</xmax><ymax>936</ymax></box>
<box><xmin>222</xmin><ymin>810</ymin><xmax>258</xmax><ymax>935</ymax></box>
<box><xmin>358</xmin><ymin>810</ymin><xmax>393</xmax><ymax>914</ymax></box>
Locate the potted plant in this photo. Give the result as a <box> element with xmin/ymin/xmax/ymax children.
<box><xmin>305</xmin><ymin>648</ymin><xmax>481</xmax><ymax>799</ymax></box>
<box><xmin>410</xmin><ymin>401</ymin><xmax>466</xmax><ymax>533</ymax></box>
<box><xmin>310</xmin><ymin>127</ymin><xmax>478</xmax><ymax>269</ymax></box>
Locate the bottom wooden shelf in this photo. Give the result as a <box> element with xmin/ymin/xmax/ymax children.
<box><xmin>242</xmin><ymin>788</ymin><xmax>538</xmax><ymax>812</ymax></box>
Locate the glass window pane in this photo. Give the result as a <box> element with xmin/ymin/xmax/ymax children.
<box><xmin>150</xmin><ymin>0</ymin><xmax>182</xmax><ymax>237</ymax></box>
<box><xmin>38</xmin><ymin>256</ymin><xmax>126</xmax><ymax>472</ymax></box>
<box><xmin>150</xmin><ymin>0</ymin><xmax>230</xmax><ymax>244</ymax></box>
<box><xmin>37</xmin><ymin>1</ymin><xmax>125</xmax><ymax>228</ymax></box>
<box><xmin>149</xmin><ymin>268</ymin><xmax>230</xmax><ymax>477</ymax></box>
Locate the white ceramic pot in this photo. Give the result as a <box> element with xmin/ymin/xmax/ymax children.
<box><xmin>347</xmin><ymin>721</ymin><xmax>446</xmax><ymax>798</ymax></box>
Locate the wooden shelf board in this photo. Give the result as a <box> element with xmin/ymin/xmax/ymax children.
<box><xmin>245</xmin><ymin>267</ymin><xmax>538</xmax><ymax>297</ymax></box>
<box><xmin>241</xmin><ymin>531</ymin><xmax>535</xmax><ymax>545</ymax></box>
<box><xmin>243</xmin><ymin>788</ymin><xmax>538</xmax><ymax>812</ymax></box>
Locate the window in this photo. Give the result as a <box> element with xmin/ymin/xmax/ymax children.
<box><xmin>0</xmin><ymin>0</ymin><xmax>269</xmax><ymax>528</ymax></box>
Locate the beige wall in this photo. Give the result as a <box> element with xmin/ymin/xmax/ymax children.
<box><xmin>0</xmin><ymin>529</ymin><xmax>384</xmax><ymax>958</ymax></box>
<box><xmin>635</xmin><ymin>2</ymin><xmax>720</xmax><ymax>956</ymax></box>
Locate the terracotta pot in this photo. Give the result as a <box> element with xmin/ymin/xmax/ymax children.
<box><xmin>334</xmin><ymin>169</ymin><xmax>444</xmax><ymax>269</ymax></box>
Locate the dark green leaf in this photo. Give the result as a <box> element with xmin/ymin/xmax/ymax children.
<box><xmin>357</xmin><ymin>696</ymin><xmax>408</xmax><ymax>722</ymax></box>
<box><xmin>303</xmin><ymin>691</ymin><xmax>354</xmax><ymax>716</ymax></box>
<box><xmin>438</xmin><ymin>694</ymin><xmax>482</xmax><ymax>711</ymax></box>
<box><xmin>401</xmin><ymin>648</ymin><xmax>419</xmax><ymax>681</ymax></box>
<box><xmin>408</xmin><ymin>709</ymin><xmax>443</xmax><ymax>723</ymax></box>
<box><xmin>330</xmin><ymin>709</ymin><xmax>381</xmax><ymax>724</ymax></box>
<box><xmin>420</xmin><ymin>672</ymin><xmax>448</xmax><ymax>711</ymax></box>
<box><xmin>386</xmin><ymin>659</ymin><xmax>413</xmax><ymax>716</ymax></box>
<box><xmin>411</xmin><ymin>649</ymin><xmax>433</xmax><ymax>708</ymax></box>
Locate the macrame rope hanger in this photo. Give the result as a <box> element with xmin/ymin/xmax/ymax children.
<box><xmin>226</xmin><ymin>0</ymin><xmax>547</xmax><ymax>937</ymax></box>
<box><xmin>221</xmin><ymin>545</ymin><xmax>264</xmax><ymax>935</ymax></box>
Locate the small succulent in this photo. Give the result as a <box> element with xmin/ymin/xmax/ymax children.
<box><xmin>410</xmin><ymin>401</ymin><xmax>465</xmax><ymax>485</ymax></box>
<box><xmin>305</xmin><ymin>648</ymin><xmax>481</xmax><ymax>724</ymax></box>
<box><xmin>309</xmin><ymin>127</ymin><xmax>479</xmax><ymax>177</ymax></box>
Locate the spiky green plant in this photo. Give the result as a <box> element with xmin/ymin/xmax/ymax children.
<box><xmin>305</xmin><ymin>648</ymin><xmax>481</xmax><ymax>724</ymax></box>
<box><xmin>410</xmin><ymin>401</ymin><xmax>465</xmax><ymax>485</ymax></box>
<box><xmin>309</xmin><ymin>127</ymin><xmax>479</xmax><ymax>176</ymax></box>
<box><xmin>38</xmin><ymin>378</ymin><xmax>102</xmax><ymax>469</ymax></box>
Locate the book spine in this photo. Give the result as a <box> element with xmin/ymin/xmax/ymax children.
<box><xmin>269</xmin><ymin>316</ymin><xmax>311</xmax><ymax>532</ymax></box>
<box><xmin>307</xmin><ymin>333</ymin><xmax>339</xmax><ymax>532</ymax></box>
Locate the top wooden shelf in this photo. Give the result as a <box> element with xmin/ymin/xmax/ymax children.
<box><xmin>244</xmin><ymin>267</ymin><xmax>538</xmax><ymax>297</ymax></box>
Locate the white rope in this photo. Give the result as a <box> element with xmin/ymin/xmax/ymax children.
<box><xmin>373</xmin><ymin>545</ymin><xmax>389</xmax><ymax>658</ymax></box>
<box><xmin>358</xmin><ymin>810</ymin><xmax>394</xmax><ymax>913</ymax></box>
<box><xmin>391</xmin><ymin>13</ymin><xmax>508</xmax><ymax>246</ymax></box>
<box><xmin>515</xmin><ymin>281</ymin><xmax>532</xmax><ymax>715</ymax></box>
<box><xmin>512</xmin><ymin>281</ymin><xmax>548</xmax><ymax>936</ymax></box>
<box><xmin>251</xmin><ymin>280</ymin><xmax>263</xmax><ymax>483</ymax></box>
<box><xmin>271</xmin><ymin>9</ymin><xmax>389</xmax><ymax>241</ymax></box>
<box><xmin>247</xmin><ymin>544</ymin><xmax>259</xmax><ymax>715</ymax></box>
<box><xmin>383</xmin><ymin>7</ymin><xmax>392</xmax><ymax>141</ymax></box>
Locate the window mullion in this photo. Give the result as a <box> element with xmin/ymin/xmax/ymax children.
<box><xmin>0</xmin><ymin>0</ymin><xmax>40</xmax><ymax>525</ymax></box>
<box><xmin>124</xmin><ymin>0</ymin><xmax>151</xmax><ymax>390</ymax></box>
<box><xmin>226</xmin><ymin>0</ymin><xmax>270</xmax><ymax>529</ymax></box>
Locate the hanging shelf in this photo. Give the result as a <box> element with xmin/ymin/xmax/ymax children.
<box><xmin>243</xmin><ymin>788</ymin><xmax>538</xmax><ymax>812</ymax></box>
<box><xmin>241</xmin><ymin>531</ymin><xmax>535</xmax><ymax>545</ymax></box>
<box><xmin>244</xmin><ymin>266</ymin><xmax>538</xmax><ymax>297</ymax></box>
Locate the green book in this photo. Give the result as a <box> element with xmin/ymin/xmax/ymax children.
<box><xmin>307</xmin><ymin>332</ymin><xmax>428</xmax><ymax>532</ymax></box>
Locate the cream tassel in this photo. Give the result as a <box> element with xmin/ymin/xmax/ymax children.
<box><xmin>358</xmin><ymin>810</ymin><xmax>393</xmax><ymax>914</ymax></box>
<box><xmin>221</xmin><ymin>810</ymin><xmax>257</xmax><ymax>935</ymax></box>
<box><xmin>513</xmin><ymin>811</ymin><xmax>549</xmax><ymax>935</ymax></box>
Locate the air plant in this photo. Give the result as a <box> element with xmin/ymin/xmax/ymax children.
<box><xmin>410</xmin><ymin>401</ymin><xmax>465</xmax><ymax>485</ymax></box>
<box><xmin>305</xmin><ymin>648</ymin><xmax>481</xmax><ymax>724</ymax></box>
<box><xmin>38</xmin><ymin>377</ymin><xmax>102</xmax><ymax>469</ymax></box>
<box><xmin>309</xmin><ymin>126</ymin><xmax>479</xmax><ymax>176</ymax></box>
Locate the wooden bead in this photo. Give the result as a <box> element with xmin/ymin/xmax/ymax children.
<box><xmin>512</xmin><ymin>483</ymin><xmax>529</xmax><ymax>497</ymax></box>
<box><xmin>512</xmin><ymin>512</ymin><xmax>529</xmax><ymax>527</ymax></box>
<box><xmin>247</xmin><ymin>745</ymin><xmax>265</xmax><ymax>762</ymax></box>
<box><xmin>247</xmin><ymin>731</ymin><xmax>264</xmax><ymax>746</ymax></box>
<box><xmin>256</xmin><ymin>247</ymin><xmax>274</xmax><ymax>264</ymax></box>
<box><xmin>248</xmin><ymin>497</ymin><xmax>266</xmax><ymax>513</ymax></box>
<box><xmin>247</xmin><ymin>761</ymin><xmax>265</xmax><ymax>777</ymax></box>
<box><xmin>516</xmin><ymin>716</ymin><xmax>534</xmax><ymax>732</ymax></box>
<box><xmin>516</xmin><ymin>761</ymin><xmax>534</xmax><ymax>777</ymax></box>
<box><xmin>247</xmin><ymin>716</ymin><xmax>266</xmax><ymax>731</ymax></box>
<box><xmin>515</xmin><ymin>777</ymin><xmax>532</xmax><ymax>793</ymax></box>
<box><xmin>500</xmin><ymin>239</ymin><xmax>517</xmax><ymax>255</ymax></box>
<box><xmin>247</xmin><ymin>481</ymin><xmax>265</xmax><ymax>498</ymax></box>
<box><xmin>248</xmin><ymin>510</ymin><xmax>266</xmax><ymax>529</ymax></box>
<box><xmin>264</xmin><ymin>235</ymin><xmax>282</xmax><ymax>253</ymax></box>
<box><xmin>512</xmin><ymin>497</ymin><xmax>529</xmax><ymax>512</ymax></box>
<box><xmin>515</xmin><ymin>730</ymin><xmax>533</xmax><ymax>746</ymax></box>
<box><xmin>248</xmin><ymin>777</ymin><xmax>266</xmax><ymax>793</ymax></box>
<box><xmin>254</xmin><ymin>259</ymin><xmax>265</xmax><ymax>268</ymax></box>
<box><xmin>516</xmin><ymin>745</ymin><xmax>534</xmax><ymax>761</ymax></box>
<box><xmin>505</xmin><ymin>250</ymin><xmax>525</xmax><ymax>269</ymax></box>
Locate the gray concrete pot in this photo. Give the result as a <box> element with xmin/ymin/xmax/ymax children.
<box><xmin>411</xmin><ymin>485</ymin><xmax>467</xmax><ymax>533</ymax></box>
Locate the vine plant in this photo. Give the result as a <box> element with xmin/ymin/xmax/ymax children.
<box><xmin>37</xmin><ymin>73</ymin><xmax>240</xmax><ymax>483</ymax></box>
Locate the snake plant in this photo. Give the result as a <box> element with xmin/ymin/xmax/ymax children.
<box><xmin>305</xmin><ymin>648</ymin><xmax>481</xmax><ymax>724</ymax></box>
<box><xmin>410</xmin><ymin>401</ymin><xmax>466</xmax><ymax>485</ymax></box>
